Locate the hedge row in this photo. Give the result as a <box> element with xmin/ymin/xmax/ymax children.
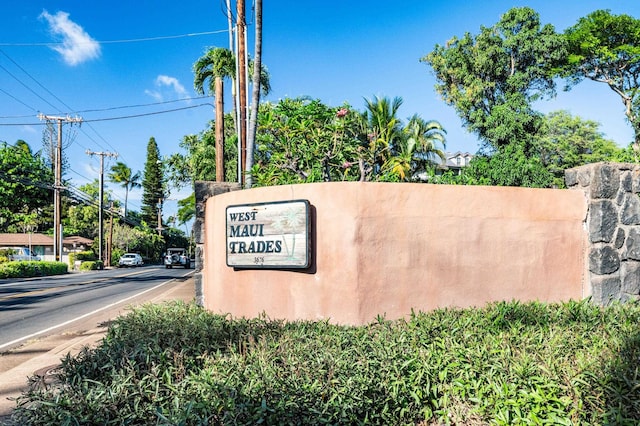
<box><xmin>12</xmin><ymin>299</ymin><xmax>640</xmax><ymax>424</ymax></box>
<box><xmin>0</xmin><ymin>261</ymin><xmax>68</xmax><ymax>279</ymax></box>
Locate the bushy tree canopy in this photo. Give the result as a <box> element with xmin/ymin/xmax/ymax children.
<box><xmin>0</xmin><ymin>141</ymin><xmax>53</xmax><ymax>232</ymax></box>
<box><xmin>562</xmin><ymin>9</ymin><xmax>640</xmax><ymax>148</ymax></box>
<box><xmin>423</xmin><ymin>7</ymin><xmax>566</xmax><ymax>149</ymax></box>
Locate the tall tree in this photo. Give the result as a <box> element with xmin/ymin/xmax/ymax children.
<box><xmin>423</xmin><ymin>7</ymin><xmax>566</xmax><ymax>150</ymax></box>
<box><xmin>141</xmin><ymin>137</ymin><xmax>164</xmax><ymax>228</ymax></box>
<box><xmin>246</xmin><ymin>0</ymin><xmax>263</xmax><ymax>189</ymax></box>
<box><xmin>194</xmin><ymin>47</ymin><xmax>236</xmax><ymax>182</ymax></box>
<box><xmin>561</xmin><ymin>10</ymin><xmax>640</xmax><ymax>151</ymax></box>
<box><xmin>108</xmin><ymin>161</ymin><xmax>141</xmax><ymax>220</ymax></box>
<box><xmin>193</xmin><ymin>47</ymin><xmax>271</xmax><ymax>184</ymax></box>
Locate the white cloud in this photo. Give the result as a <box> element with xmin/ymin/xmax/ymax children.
<box><xmin>145</xmin><ymin>75</ymin><xmax>189</xmax><ymax>102</ymax></box>
<box><xmin>144</xmin><ymin>89</ymin><xmax>164</xmax><ymax>102</ymax></box>
<box><xmin>40</xmin><ymin>10</ymin><xmax>101</xmax><ymax>66</ymax></box>
<box><xmin>155</xmin><ymin>75</ymin><xmax>188</xmax><ymax>98</ymax></box>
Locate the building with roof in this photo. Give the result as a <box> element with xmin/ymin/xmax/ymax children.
<box><xmin>437</xmin><ymin>151</ymin><xmax>475</xmax><ymax>175</ymax></box>
<box><xmin>0</xmin><ymin>233</ymin><xmax>93</xmax><ymax>262</ymax></box>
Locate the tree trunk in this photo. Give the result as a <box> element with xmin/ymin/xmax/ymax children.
<box><xmin>215</xmin><ymin>76</ymin><xmax>225</xmax><ymax>182</ymax></box>
<box><xmin>246</xmin><ymin>0</ymin><xmax>262</xmax><ymax>188</ymax></box>
<box><xmin>237</xmin><ymin>0</ymin><xmax>247</xmax><ymax>185</ymax></box>
<box><xmin>226</xmin><ymin>0</ymin><xmax>238</xmax><ymax>133</ymax></box>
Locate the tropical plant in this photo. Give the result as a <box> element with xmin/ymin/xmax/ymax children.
<box><xmin>363</xmin><ymin>96</ymin><xmax>404</xmax><ymax>173</ymax></box>
<box><xmin>177</xmin><ymin>194</ymin><xmax>195</xmax><ymax>228</ymax></box>
<box><xmin>462</xmin><ymin>142</ymin><xmax>553</xmax><ymax>188</ymax></box>
<box><xmin>387</xmin><ymin>114</ymin><xmax>446</xmax><ymax>181</ymax></box>
<box><xmin>165</xmin><ymin>115</ymin><xmax>238</xmax><ymax>188</ymax></box>
<box><xmin>253</xmin><ymin>98</ymin><xmax>366</xmax><ymax>185</ymax></box>
<box><xmin>15</xmin><ymin>300</ymin><xmax>640</xmax><ymax>424</ymax></box>
<box><xmin>107</xmin><ymin>161</ymin><xmax>141</xmax><ymax>219</ymax></box>
<box><xmin>64</xmin><ymin>180</ymin><xmax>113</xmax><ymax>238</ymax></box>
<box><xmin>193</xmin><ymin>46</ymin><xmax>271</xmax><ymax>184</ymax></box>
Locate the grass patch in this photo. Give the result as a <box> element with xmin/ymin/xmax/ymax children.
<box><xmin>12</xmin><ymin>299</ymin><xmax>640</xmax><ymax>425</ymax></box>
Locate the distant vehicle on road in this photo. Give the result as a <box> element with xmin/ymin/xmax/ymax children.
<box><xmin>0</xmin><ymin>246</ymin><xmax>41</xmax><ymax>261</ymax></box>
<box><xmin>164</xmin><ymin>248</ymin><xmax>190</xmax><ymax>269</ymax></box>
<box><xmin>118</xmin><ymin>253</ymin><xmax>143</xmax><ymax>267</ymax></box>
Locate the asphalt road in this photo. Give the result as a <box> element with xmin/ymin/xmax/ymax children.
<box><xmin>0</xmin><ymin>265</ymin><xmax>193</xmax><ymax>351</ymax></box>
<box><xmin>0</xmin><ymin>266</ymin><xmax>196</xmax><ymax>422</ymax></box>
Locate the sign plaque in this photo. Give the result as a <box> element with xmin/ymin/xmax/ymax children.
<box><xmin>226</xmin><ymin>199</ymin><xmax>311</xmax><ymax>268</ymax></box>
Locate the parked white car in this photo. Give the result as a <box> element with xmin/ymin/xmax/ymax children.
<box><xmin>118</xmin><ymin>253</ymin><xmax>143</xmax><ymax>267</ymax></box>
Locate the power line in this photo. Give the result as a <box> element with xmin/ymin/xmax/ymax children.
<box><xmin>0</xmin><ymin>87</ymin><xmax>37</xmax><ymax>112</ymax></box>
<box><xmin>0</xmin><ymin>49</ymin><xmax>69</xmax><ymax>112</ymax></box>
<box><xmin>0</xmin><ymin>61</ymin><xmax>61</xmax><ymax>112</ymax></box>
<box><xmin>0</xmin><ymin>29</ymin><xmax>228</xmax><ymax>47</ymax></box>
<box><xmin>0</xmin><ymin>103</ymin><xmax>214</xmax><ymax>126</ymax></box>
<box><xmin>63</xmin><ymin>96</ymin><xmax>212</xmax><ymax>115</ymax></box>
<box><xmin>0</xmin><ymin>49</ymin><xmax>114</xmax><ymax>159</ymax></box>
<box><xmin>82</xmin><ymin>104</ymin><xmax>214</xmax><ymax>123</ymax></box>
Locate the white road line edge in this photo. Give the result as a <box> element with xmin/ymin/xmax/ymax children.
<box><xmin>0</xmin><ymin>271</ymin><xmax>192</xmax><ymax>351</ymax></box>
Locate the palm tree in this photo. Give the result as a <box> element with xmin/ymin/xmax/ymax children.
<box><xmin>193</xmin><ymin>47</ymin><xmax>271</xmax><ymax>183</ymax></box>
<box><xmin>363</xmin><ymin>96</ymin><xmax>404</xmax><ymax>178</ymax></box>
<box><xmin>403</xmin><ymin>114</ymin><xmax>447</xmax><ymax>174</ymax></box>
<box><xmin>194</xmin><ymin>47</ymin><xmax>235</xmax><ymax>182</ymax></box>
<box><xmin>108</xmin><ymin>161</ymin><xmax>141</xmax><ymax>220</ymax></box>
<box><xmin>193</xmin><ymin>47</ymin><xmax>236</xmax><ymax>103</ymax></box>
<box><xmin>383</xmin><ymin>116</ymin><xmax>446</xmax><ymax>181</ymax></box>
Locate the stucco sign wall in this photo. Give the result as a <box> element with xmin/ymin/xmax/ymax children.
<box><xmin>226</xmin><ymin>199</ymin><xmax>311</xmax><ymax>268</ymax></box>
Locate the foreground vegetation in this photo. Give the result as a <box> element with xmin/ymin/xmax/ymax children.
<box><xmin>12</xmin><ymin>299</ymin><xmax>640</xmax><ymax>425</ymax></box>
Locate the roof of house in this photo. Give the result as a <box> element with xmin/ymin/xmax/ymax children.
<box><xmin>0</xmin><ymin>233</ymin><xmax>54</xmax><ymax>246</ymax></box>
<box><xmin>439</xmin><ymin>151</ymin><xmax>475</xmax><ymax>169</ymax></box>
<box><xmin>64</xmin><ymin>235</ymin><xmax>93</xmax><ymax>246</ymax></box>
<box><xmin>0</xmin><ymin>233</ymin><xmax>93</xmax><ymax>247</ymax></box>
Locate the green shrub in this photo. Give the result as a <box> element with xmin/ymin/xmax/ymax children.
<box><xmin>111</xmin><ymin>248</ymin><xmax>125</xmax><ymax>267</ymax></box>
<box><xmin>0</xmin><ymin>261</ymin><xmax>67</xmax><ymax>278</ymax></box>
<box><xmin>79</xmin><ymin>260</ymin><xmax>104</xmax><ymax>271</ymax></box>
<box><xmin>13</xmin><ymin>300</ymin><xmax>640</xmax><ymax>425</ymax></box>
<box><xmin>75</xmin><ymin>250</ymin><xmax>97</xmax><ymax>261</ymax></box>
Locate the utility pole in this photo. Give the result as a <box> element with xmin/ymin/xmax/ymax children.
<box><xmin>86</xmin><ymin>150</ymin><xmax>118</xmax><ymax>264</ymax></box>
<box><xmin>38</xmin><ymin>113</ymin><xmax>82</xmax><ymax>261</ymax></box>
<box><xmin>237</xmin><ymin>0</ymin><xmax>247</xmax><ymax>185</ymax></box>
<box><xmin>156</xmin><ymin>198</ymin><xmax>163</xmax><ymax>235</ymax></box>
<box><xmin>107</xmin><ymin>201</ymin><xmax>114</xmax><ymax>267</ymax></box>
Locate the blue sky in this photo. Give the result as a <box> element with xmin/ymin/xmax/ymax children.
<box><xmin>1</xmin><ymin>1</ymin><xmax>639</xmax><ymax>222</ymax></box>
